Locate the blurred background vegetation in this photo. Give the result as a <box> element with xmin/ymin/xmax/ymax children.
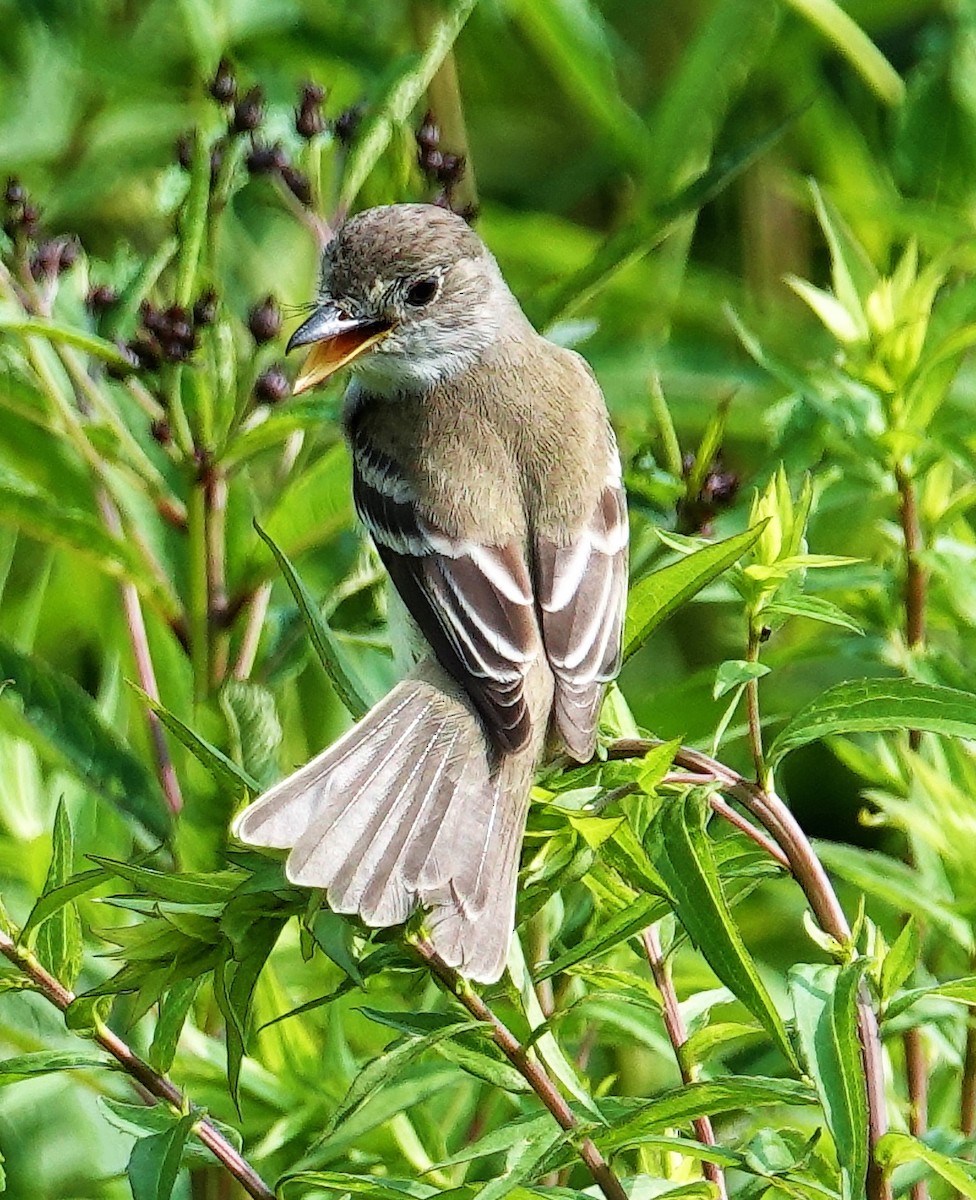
<box><xmin>2</xmin><ymin>0</ymin><xmax>976</xmax><ymax>1197</ymax></box>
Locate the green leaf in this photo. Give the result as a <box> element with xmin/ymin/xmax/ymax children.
<box><xmin>126</xmin><ymin>1112</ymin><xmax>195</xmax><ymax>1200</ymax></box>
<box><xmin>636</xmin><ymin>738</ymin><xmax>683</xmax><ymax>795</ymax></box>
<box><xmin>647</xmin><ymin>793</ymin><xmax>798</xmax><ymax>1067</ymax></box>
<box><xmin>339</xmin><ymin>0</ymin><xmax>479</xmax><ymax>207</ymax></box>
<box><xmin>782</xmin><ymin>0</ymin><xmax>904</xmax><ymax>105</ymax></box>
<box><xmin>814</xmin><ymin>842</ymin><xmax>972</xmax><ymax>951</ymax></box>
<box><xmin>280</xmin><ymin>1173</ymin><xmax>437</xmax><ymax>1200</ymax></box>
<box><xmin>876</xmin><ymin>1132</ymin><xmax>976</xmax><ymax>1197</ymax></box>
<box><xmin>435</xmin><ymin>1038</ymin><xmax>533</xmax><ymax>1094</ymax></box>
<box><xmin>323</xmin><ymin>1021</ymin><xmax>484</xmax><ymax>1138</ymax></box>
<box><xmin>879</xmin><ymin>920</ymin><xmax>919</xmax><ymax>1003</ymax></box>
<box><xmin>0</xmin><ymin>635</ymin><xmax>169</xmax><ymax>842</ymax></box>
<box><xmin>713</xmin><ymin>659</ymin><xmax>770</xmax><ymax>699</ymax></box>
<box><xmin>624</xmin><ymin>523</ymin><xmax>767</xmax><ymax>662</ymax></box>
<box><xmin>20</xmin><ymin>868</ymin><xmax>106</xmax><ymax>944</ymax></box>
<box><xmin>255</xmin><ymin>522</ymin><xmax>373</xmax><ymax>719</ymax></box>
<box><xmin>0</xmin><ymin>1050</ymin><xmax>107</xmax><ymax>1083</ymax></box>
<box><xmin>534</xmin><ymin>893</ymin><xmax>670</xmax><ymax>981</ymax></box>
<box><xmin>602</xmin><ymin>818</ymin><xmax>672</xmax><ymax>896</ymax></box>
<box><xmin>886</xmin><ymin>976</ymin><xmax>976</xmax><ymax>1022</ymax></box>
<box><xmin>789</xmin><ymin>963</ymin><xmax>867</xmax><ymax>1200</ymax></box>
<box><xmin>764</xmin><ymin>595</ymin><xmax>864</xmax><ymax>635</ymax></box>
<box><xmin>0</xmin><ymin>318</ymin><xmax>133</xmax><ymax>365</ymax></box>
<box><xmin>149</xmin><ymin>977</ymin><xmax>202</xmax><ymax>1073</ymax></box>
<box><xmin>357</xmin><ymin>1008</ymin><xmax>477</xmax><ymax>1038</ymax></box>
<box><xmin>131</xmin><ymin>685</ymin><xmax>259</xmax><ymax>795</ymax></box>
<box><xmin>0</xmin><ymin>469</ymin><xmax>174</xmax><ymax>615</ymax></box>
<box><xmin>767</xmin><ymin>678</ymin><xmax>976</xmax><ymax>771</ymax></box>
<box><xmin>34</xmin><ymin>799</ymin><xmax>83</xmax><ymax>988</ymax></box>
<box><xmin>601</xmin><ymin>1077</ymin><xmax>816</xmax><ymax>1152</ymax></box>
<box><xmin>88</xmin><ymin>856</ymin><xmax>239</xmax><ymax>903</ymax></box>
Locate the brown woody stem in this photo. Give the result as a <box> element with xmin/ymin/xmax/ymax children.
<box><xmin>413</xmin><ymin>939</ymin><xmax>628</xmax><ymax>1200</ymax></box>
<box><xmin>0</xmin><ymin>930</ymin><xmax>273</xmax><ymax>1200</ymax></box>
<box><xmin>604</xmin><ymin>738</ymin><xmax>891</xmax><ymax>1200</ymax></box>
<box><xmin>641</xmin><ymin>925</ymin><xmax>728</xmax><ymax>1198</ymax></box>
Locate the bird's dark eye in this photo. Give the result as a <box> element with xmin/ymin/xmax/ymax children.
<box><xmin>404</xmin><ymin>277</ymin><xmax>439</xmax><ymax>307</ymax></box>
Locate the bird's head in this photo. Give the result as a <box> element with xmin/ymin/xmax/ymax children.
<box><xmin>288</xmin><ymin>203</ymin><xmax>514</xmax><ymax>395</ymax></box>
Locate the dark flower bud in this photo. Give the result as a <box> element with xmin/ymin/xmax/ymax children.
<box><xmin>759</xmin><ymin>625</ymin><xmax>772</xmax><ymax>643</ymax></box>
<box><xmin>209</xmin><ymin>57</ymin><xmax>237</xmax><ymax>104</ymax></box>
<box><xmin>57</xmin><ymin>238</ymin><xmax>79</xmax><ymax>272</ymax></box>
<box><xmin>231</xmin><ymin>85</ymin><xmax>265</xmax><ymax>133</ymax></box>
<box><xmin>280</xmin><ymin>164</ymin><xmax>313</xmax><ymax>207</ymax></box>
<box><xmin>246</xmin><ymin>141</ymin><xmax>288</xmax><ymax>175</ymax></box>
<box><xmin>4</xmin><ymin>177</ymin><xmax>25</xmax><ymax>206</ymax></box>
<box><xmin>87</xmin><ymin>284</ymin><xmax>118</xmax><ymax>311</ymax></box>
<box><xmin>19</xmin><ymin>202</ymin><xmax>40</xmax><ymax>237</ymax></box>
<box><xmin>210</xmin><ymin>141</ymin><xmax>225</xmax><ymax>188</ymax></box>
<box><xmin>415</xmin><ymin>110</ymin><xmax>439</xmax><ymax>152</ymax></box>
<box><xmin>140</xmin><ymin>301</ymin><xmax>165</xmax><ymax>335</ymax></box>
<box><xmin>254</xmin><ymin>365</ymin><xmax>290</xmax><ymax>404</ymax></box>
<box><xmin>129</xmin><ymin>335</ymin><xmax>161</xmax><ymax>371</ymax></box>
<box><xmin>247</xmin><ymin>294</ymin><xmax>281</xmax><ymax>344</ymax></box>
<box><xmin>419</xmin><ymin>146</ymin><xmax>444</xmax><ymax>176</ymax></box>
<box><xmin>275</xmin><ymin>163</ymin><xmax>311</xmax><ymax>205</ymax></box>
<box><xmin>192</xmin><ymin>288</ymin><xmax>218</xmax><ymax>327</ymax></box>
<box><xmin>150</xmin><ymin>417</ymin><xmax>172</xmax><ymax>445</ymax></box>
<box><xmin>435</xmin><ymin>152</ymin><xmax>465</xmax><ymax>187</ymax></box>
<box><xmin>29</xmin><ymin>239</ymin><xmax>66</xmax><ymax>279</ymax></box>
<box><xmin>296</xmin><ymin>81</ymin><xmax>326</xmax><ymax>139</ymax></box>
<box><xmin>332</xmin><ymin>101</ymin><xmax>366</xmax><ymax>146</ymax></box>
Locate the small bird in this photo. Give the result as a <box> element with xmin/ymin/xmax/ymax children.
<box><xmin>233</xmin><ymin>203</ymin><xmax>628</xmax><ymax>982</ymax></box>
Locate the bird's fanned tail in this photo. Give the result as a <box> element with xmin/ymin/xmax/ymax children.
<box><xmin>232</xmin><ymin>661</ymin><xmax>546</xmax><ymax>982</ymax></box>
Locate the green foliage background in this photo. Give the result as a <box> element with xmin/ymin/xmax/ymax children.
<box><xmin>2</xmin><ymin>1</ymin><xmax>976</xmax><ymax>1198</ymax></box>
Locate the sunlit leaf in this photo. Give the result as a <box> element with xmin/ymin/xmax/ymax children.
<box><xmin>789</xmin><ymin>963</ymin><xmax>868</xmax><ymax>1200</ymax></box>
<box><xmin>767</xmin><ymin>678</ymin><xmax>976</xmax><ymax>771</ymax></box>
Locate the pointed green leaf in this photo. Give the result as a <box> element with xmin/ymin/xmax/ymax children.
<box><xmin>648</xmin><ymin>793</ymin><xmax>798</xmax><ymax>1067</ymax></box>
<box><xmin>814</xmin><ymin>842</ymin><xmax>972</xmax><ymax>950</ymax></box>
<box><xmin>0</xmin><ymin>635</ymin><xmax>169</xmax><ymax>841</ymax></box>
<box><xmin>0</xmin><ymin>1050</ymin><xmax>108</xmax><ymax>1083</ymax></box>
<box><xmin>255</xmin><ymin>522</ymin><xmax>373</xmax><ymax>719</ymax></box>
<box><xmin>624</xmin><ymin>523</ymin><xmax>768</xmax><ymax>661</ymax></box>
<box><xmin>20</xmin><ymin>868</ymin><xmax>106</xmax><ymax>944</ymax></box>
<box><xmin>88</xmin><ymin>857</ymin><xmax>240</xmax><ymax>903</ymax></box>
<box><xmin>0</xmin><ymin>318</ymin><xmax>133</xmax><ymax>365</ymax></box>
<box><xmin>876</xmin><ymin>1133</ymin><xmax>976</xmax><ymax>1197</ymax></box>
<box><xmin>534</xmin><ymin>893</ymin><xmax>670</xmax><ymax>981</ymax></box>
<box><xmin>886</xmin><ymin>976</ymin><xmax>976</xmax><ymax>1022</ymax></box>
<box><xmin>0</xmin><ymin>469</ymin><xmax>175</xmax><ymax>615</ymax></box>
<box><xmin>323</xmin><ymin>1021</ymin><xmax>484</xmax><ymax>1138</ymax></box>
<box><xmin>126</xmin><ymin>1112</ymin><xmax>195</xmax><ymax>1200</ymax></box>
<box><xmin>602</xmin><ymin>1077</ymin><xmax>816</xmax><ymax>1152</ymax></box>
<box><xmin>35</xmin><ymin>799</ymin><xmax>83</xmax><ymax>988</ymax></box>
<box><xmin>765</xmin><ymin>595</ymin><xmax>864</xmax><ymax>635</ymax></box>
<box><xmin>789</xmin><ymin>963</ymin><xmax>868</xmax><ymax>1200</ymax></box>
<box><xmin>768</xmin><ymin>678</ymin><xmax>976</xmax><ymax>771</ymax></box>
<box><xmin>783</xmin><ymin>0</ymin><xmax>904</xmax><ymax>104</ymax></box>
<box><xmin>339</xmin><ymin>0</ymin><xmax>479</xmax><ymax>207</ymax></box>
<box><xmin>280</xmin><ymin>1173</ymin><xmax>438</xmax><ymax>1200</ymax></box>
<box><xmin>149</xmin><ymin>977</ymin><xmax>202</xmax><ymax>1073</ymax></box>
<box><xmin>131</xmin><ymin>685</ymin><xmax>259</xmax><ymax>795</ymax></box>
<box><xmin>879</xmin><ymin>920</ymin><xmax>919</xmax><ymax>1003</ymax></box>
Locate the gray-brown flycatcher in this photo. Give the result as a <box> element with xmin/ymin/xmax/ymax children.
<box><xmin>233</xmin><ymin>203</ymin><xmax>628</xmax><ymax>982</ymax></box>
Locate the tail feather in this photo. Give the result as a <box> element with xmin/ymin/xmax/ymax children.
<box><xmin>232</xmin><ymin>661</ymin><xmax>550</xmax><ymax>982</ymax></box>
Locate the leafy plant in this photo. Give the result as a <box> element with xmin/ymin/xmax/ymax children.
<box><xmin>2</xmin><ymin>4</ymin><xmax>976</xmax><ymax>1200</ymax></box>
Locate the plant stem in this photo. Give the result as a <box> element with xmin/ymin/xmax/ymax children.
<box><xmin>641</xmin><ymin>925</ymin><xmax>728</xmax><ymax>1198</ymax></box>
<box><xmin>0</xmin><ymin>929</ymin><xmax>273</xmax><ymax>1200</ymax></box>
<box><xmin>411</xmin><ymin>1</ymin><xmax>479</xmax><ymax>214</ymax></box>
<box><xmin>97</xmin><ymin>491</ymin><xmax>183</xmax><ymax>814</ymax></box>
<box><xmin>894</xmin><ymin>461</ymin><xmax>930</xmax><ymax>1199</ymax></box>
<box><xmin>604</xmin><ymin>737</ymin><xmax>891</xmax><ymax>1200</ymax></box>
<box><xmin>188</xmin><ymin>477</ymin><xmax>210</xmax><ymax>701</ymax></box>
<box><xmin>413</xmin><ymin>939</ymin><xmax>628</xmax><ymax>1200</ymax></box>
<box><xmin>745</xmin><ymin>623</ymin><xmax>767</xmax><ymax>785</ymax></box>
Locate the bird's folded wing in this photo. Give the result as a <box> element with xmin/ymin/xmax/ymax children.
<box><xmin>351</xmin><ymin>436</ymin><xmax>539</xmax><ymax>753</ymax></box>
<box><xmin>536</xmin><ymin>443</ymin><xmax>629</xmax><ymax>761</ymax></box>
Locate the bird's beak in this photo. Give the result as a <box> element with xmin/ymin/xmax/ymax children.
<box><xmin>287</xmin><ymin>304</ymin><xmax>392</xmax><ymax>395</ymax></box>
